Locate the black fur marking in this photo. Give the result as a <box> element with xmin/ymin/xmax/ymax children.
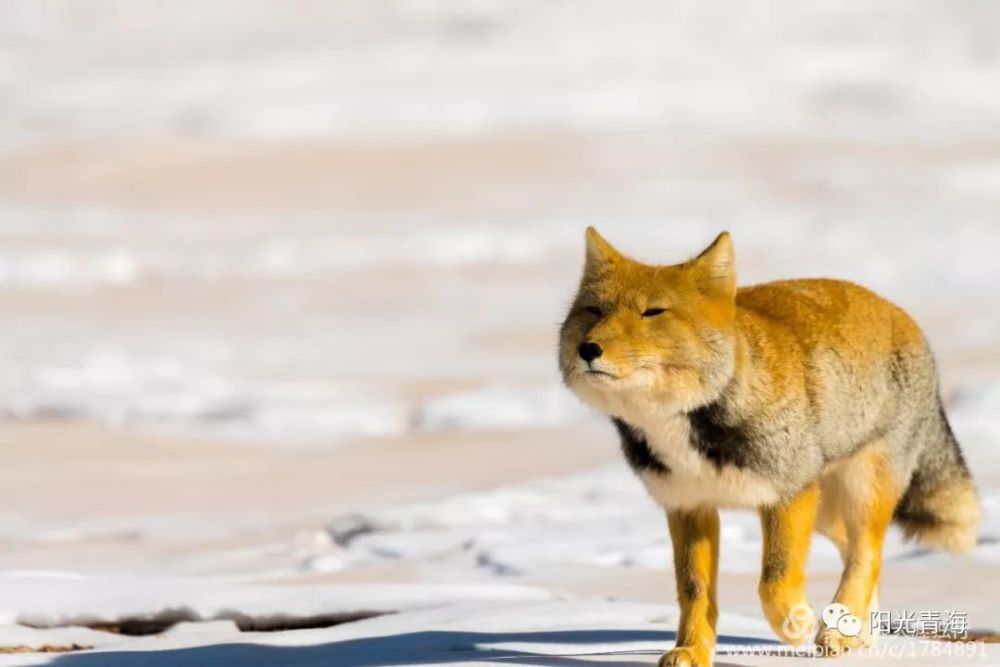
<box><xmin>760</xmin><ymin>559</ymin><xmax>787</xmax><ymax>585</ymax></box>
<box><xmin>612</xmin><ymin>418</ymin><xmax>669</xmax><ymax>475</ymax></box>
<box><xmin>893</xmin><ymin>505</ymin><xmax>944</xmax><ymax>531</ymax></box>
<box><xmin>759</xmin><ymin>510</ymin><xmax>789</xmax><ymax>584</ymax></box>
<box><xmin>686</xmin><ymin>401</ymin><xmax>754</xmax><ymax>470</ymax></box>
<box><xmin>681</xmin><ymin>576</ymin><xmax>702</xmax><ymax>602</ymax></box>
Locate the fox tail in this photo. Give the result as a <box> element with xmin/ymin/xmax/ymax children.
<box><xmin>893</xmin><ymin>399</ymin><xmax>980</xmax><ymax>553</ymax></box>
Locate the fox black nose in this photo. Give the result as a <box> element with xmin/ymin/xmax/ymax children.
<box><xmin>578</xmin><ymin>341</ymin><xmax>603</xmax><ymax>362</ymax></box>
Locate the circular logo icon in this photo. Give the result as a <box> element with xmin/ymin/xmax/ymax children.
<box><xmin>837</xmin><ymin>613</ymin><xmax>864</xmax><ymax>637</ymax></box>
<box><xmin>822</xmin><ymin>603</ymin><xmax>862</xmax><ymax>637</ymax></box>
<box><xmin>781</xmin><ymin>602</ymin><xmax>817</xmax><ymax>641</ymax></box>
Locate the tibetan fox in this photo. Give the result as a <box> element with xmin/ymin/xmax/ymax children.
<box><xmin>558</xmin><ymin>228</ymin><xmax>979</xmax><ymax>666</ymax></box>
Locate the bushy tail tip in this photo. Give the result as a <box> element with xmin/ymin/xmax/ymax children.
<box><xmin>895</xmin><ymin>479</ymin><xmax>979</xmax><ymax>554</ymax></box>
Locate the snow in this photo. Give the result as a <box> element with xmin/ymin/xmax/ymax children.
<box><xmin>0</xmin><ymin>595</ymin><xmax>995</xmax><ymax>666</ymax></box>
<box><xmin>414</xmin><ymin>385</ymin><xmax>589</xmax><ymax>434</ymax></box>
<box><xmin>1</xmin><ymin>573</ymin><xmax>551</xmax><ymax>630</ymax></box>
<box><xmin>2</xmin><ymin>1</ymin><xmax>1000</xmax><ymax>665</ymax></box>
<box><xmin>2</xmin><ymin>432</ymin><xmax>998</xmax><ymax>664</ymax></box>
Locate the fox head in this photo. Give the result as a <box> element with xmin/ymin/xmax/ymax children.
<box><xmin>559</xmin><ymin>228</ymin><xmax>738</xmax><ymax>418</ymax></box>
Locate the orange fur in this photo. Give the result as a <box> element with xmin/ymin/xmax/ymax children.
<box><xmin>759</xmin><ymin>484</ymin><xmax>818</xmax><ymax>645</ymax></box>
<box><xmin>663</xmin><ymin>508</ymin><xmax>719</xmax><ymax>667</ymax></box>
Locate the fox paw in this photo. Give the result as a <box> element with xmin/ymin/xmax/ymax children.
<box><xmin>815</xmin><ymin>626</ymin><xmax>866</xmax><ymax>657</ymax></box>
<box><xmin>765</xmin><ymin>598</ymin><xmax>816</xmax><ymax>646</ymax></box>
<box><xmin>658</xmin><ymin>645</ymin><xmax>712</xmax><ymax>667</ymax></box>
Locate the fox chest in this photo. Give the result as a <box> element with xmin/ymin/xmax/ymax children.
<box><xmin>613</xmin><ymin>412</ymin><xmax>780</xmax><ymax>509</ymax></box>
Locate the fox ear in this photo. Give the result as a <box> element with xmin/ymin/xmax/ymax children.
<box><xmin>584</xmin><ymin>227</ymin><xmax>622</xmax><ymax>271</ymax></box>
<box><xmin>688</xmin><ymin>232</ymin><xmax>735</xmax><ymax>297</ymax></box>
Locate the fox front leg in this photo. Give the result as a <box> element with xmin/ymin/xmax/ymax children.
<box><xmin>758</xmin><ymin>483</ymin><xmax>819</xmax><ymax>645</ymax></box>
<box><xmin>661</xmin><ymin>507</ymin><xmax>719</xmax><ymax>667</ymax></box>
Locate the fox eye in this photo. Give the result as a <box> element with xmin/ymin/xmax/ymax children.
<box><xmin>642</xmin><ymin>307</ymin><xmax>667</xmax><ymax>317</ymax></box>
<box><xmin>583</xmin><ymin>306</ymin><xmax>603</xmax><ymax>317</ymax></box>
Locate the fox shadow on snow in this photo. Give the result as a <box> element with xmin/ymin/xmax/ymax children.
<box><xmin>49</xmin><ymin>629</ymin><xmax>772</xmax><ymax>666</ymax></box>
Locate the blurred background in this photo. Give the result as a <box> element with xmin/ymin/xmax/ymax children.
<box><xmin>1</xmin><ymin>0</ymin><xmax>999</xmax><ymax>658</ymax></box>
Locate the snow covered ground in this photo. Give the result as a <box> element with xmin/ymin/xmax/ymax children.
<box><xmin>1</xmin><ymin>1</ymin><xmax>1000</xmax><ymax>665</ymax></box>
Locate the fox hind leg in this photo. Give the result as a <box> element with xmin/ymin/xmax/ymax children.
<box><xmin>816</xmin><ymin>478</ymin><xmax>882</xmax><ymax>644</ymax></box>
<box><xmin>815</xmin><ymin>444</ymin><xmax>899</xmax><ymax>656</ymax></box>
<box><xmin>758</xmin><ymin>483</ymin><xmax>819</xmax><ymax>645</ymax></box>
